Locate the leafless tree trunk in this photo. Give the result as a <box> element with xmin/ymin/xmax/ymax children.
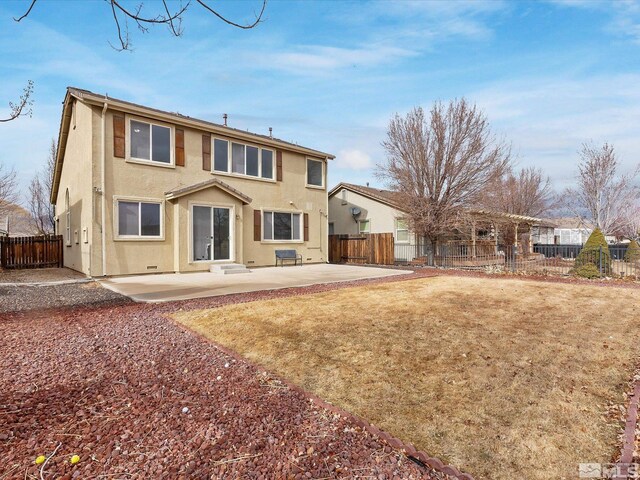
<box><xmin>0</xmin><ymin>80</ymin><xmax>33</xmax><ymax>123</ymax></box>
<box><xmin>0</xmin><ymin>163</ymin><xmax>18</xmax><ymax>219</ymax></box>
<box><xmin>14</xmin><ymin>0</ymin><xmax>266</xmax><ymax>51</ymax></box>
<box><xmin>27</xmin><ymin>139</ymin><xmax>56</xmax><ymax>234</ymax></box>
<box><xmin>481</xmin><ymin>166</ymin><xmax>555</xmax><ymax>218</ymax></box>
<box><xmin>564</xmin><ymin>142</ymin><xmax>640</xmax><ymax>235</ymax></box>
<box><xmin>377</xmin><ymin>99</ymin><xmax>511</xmax><ymax>254</ymax></box>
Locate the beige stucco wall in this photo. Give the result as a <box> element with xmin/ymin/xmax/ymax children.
<box><xmin>328</xmin><ymin>188</ymin><xmax>416</xmax><ymax>244</ymax></box>
<box><xmin>67</xmin><ymin>106</ymin><xmax>330</xmax><ymax>276</ymax></box>
<box><xmin>54</xmin><ymin>100</ymin><xmax>94</xmax><ymax>275</ymax></box>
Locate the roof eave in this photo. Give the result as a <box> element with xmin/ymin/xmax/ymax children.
<box><xmin>68</xmin><ymin>88</ymin><xmax>335</xmax><ymax>160</ymax></box>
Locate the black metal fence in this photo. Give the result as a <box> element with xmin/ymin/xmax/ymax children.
<box><xmin>395</xmin><ymin>242</ymin><xmax>639</xmax><ymax>279</ymax></box>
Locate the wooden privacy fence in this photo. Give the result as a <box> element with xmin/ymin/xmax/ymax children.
<box><xmin>0</xmin><ymin>235</ymin><xmax>64</xmax><ymax>269</ymax></box>
<box><xmin>329</xmin><ymin>233</ymin><xmax>394</xmax><ymax>265</ymax></box>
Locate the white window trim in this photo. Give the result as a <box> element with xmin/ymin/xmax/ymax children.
<box><xmin>306</xmin><ymin>158</ymin><xmax>325</xmax><ymax>189</ymax></box>
<box><xmin>113</xmin><ymin>196</ymin><xmax>165</xmax><ymax>241</ymax></box>
<box><xmin>358</xmin><ymin>219</ymin><xmax>370</xmax><ymax>234</ymax></box>
<box><xmin>261</xmin><ymin>208</ymin><xmax>304</xmax><ymax>244</ymax></box>
<box><xmin>125</xmin><ymin>115</ymin><xmax>175</xmax><ymax>168</ymax></box>
<box><xmin>212</xmin><ymin>137</ymin><xmax>276</xmax><ymax>182</ymax></box>
<box><xmin>188</xmin><ymin>201</ymin><xmax>236</xmax><ymax>264</ymax></box>
<box><xmin>395</xmin><ymin>218</ymin><xmax>409</xmax><ymax>244</ymax></box>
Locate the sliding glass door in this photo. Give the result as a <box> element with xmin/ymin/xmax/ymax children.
<box><xmin>192</xmin><ymin>205</ymin><xmax>232</xmax><ymax>262</ymax></box>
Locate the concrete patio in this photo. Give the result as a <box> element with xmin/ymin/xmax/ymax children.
<box><xmin>99</xmin><ymin>264</ymin><xmax>412</xmax><ymax>302</ymax></box>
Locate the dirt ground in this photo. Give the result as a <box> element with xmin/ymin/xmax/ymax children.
<box><xmin>0</xmin><ymin>284</ymin><xmax>442</xmax><ymax>480</ymax></box>
<box><xmin>0</xmin><ymin>267</ymin><xmax>86</xmax><ymax>284</ymax></box>
<box><xmin>176</xmin><ymin>275</ymin><xmax>640</xmax><ymax>480</ymax></box>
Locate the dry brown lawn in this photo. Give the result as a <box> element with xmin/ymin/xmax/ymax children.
<box><xmin>174</xmin><ymin>276</ymin><xmax>640</xmax><ymax>480</ymax></box>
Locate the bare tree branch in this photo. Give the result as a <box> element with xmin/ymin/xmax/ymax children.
<box><xmin>376</xmin><ymin>99</ymin><xmax>511</xmax><ymax>250</ymax></box>
<box><xmin>14</xmin><ymin>0</ymin><xmax>266</xmax><ymax>52</ymax></box>
<box><xmin>563</xmin><ymin>142</ymin><xmax>640</xmax><ymax>236</ymax></box>
<box><xmin>27</xmin><ymin>138</ymin><xmax>56</xmax><ymax>234</ymax></box>
<box><xmin>13</xmin><ymin>0</ymin><xmax>36</xmax><ymax>22</ymax></box>
<box><xmin>0</xmin><ymin>163</ymin><xmax>18</xmax><ymax>219</ymax></box>
<box><xmin>197</xmin><ymin>0</ymin><xmax>266</xmax><ymax>29</ymax></box>
<box><xmin>0</xmin><ymin>80</ymin><xmax>34</xmax><ymax>123</ymax></box>
<box><xmin>480</xmin><ymin>166</ymin><xmax>556</xmax><ymax>218</ymax></box>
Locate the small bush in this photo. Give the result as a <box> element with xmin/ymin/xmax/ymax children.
<box><xmin>572</xmin><ymin>263</ymin><xmax>601</xmax><ymax>279</ymax></box>
<box><xmin>574</xmin><ymin>228</ymin><xmax>611</xmax><ymax>276</ymax></box>
<box><xmin>625</xmin><ymin>239</ymin><xmax>640</xmax><ymax>263</ymax></box>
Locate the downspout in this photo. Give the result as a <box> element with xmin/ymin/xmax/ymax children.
<box><xmin>101</xmin><ymin>102</ymin><xmax>108</xmax><ymax>276</ymax></box>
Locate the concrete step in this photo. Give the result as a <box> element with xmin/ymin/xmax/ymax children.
<box><xmin>209</xmin><ymin>264</ymin><xmax>250</xmax><ymax>275</ymax></box>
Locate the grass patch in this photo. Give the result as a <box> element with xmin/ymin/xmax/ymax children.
<box><xmin>174</xmin><ymin>276</ymin><xmax>640</xmax><ymax>480</ymax></box>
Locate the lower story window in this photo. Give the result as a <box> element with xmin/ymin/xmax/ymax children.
<box><xmin>263</xmin><ymin>211</ymin><xmax>301</xmax><ymax>241</ymax></box>
<box><xmin>117</xmin><ymin>200</ymin><xmax>161</xmax><ymax>238</ymax></box>
<box><xmin>358</xmin><ymin>219</ymin><xmax>370</xmax><ymax>234</ymax></box>
<box><xmin>395</xmin><ymin>219</ymin><xmax>409</xmax><ymax>242</ymax></box>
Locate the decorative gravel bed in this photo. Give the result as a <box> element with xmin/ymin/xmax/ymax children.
<box><xmin>1</xmin><ymin>296</ymin><xmax>443</xmax><ymax>479</ymax></box>
<box><xmin>0</xmin><ymin>281</ymin><xmax>131</xmax><ymax>313</ymax></box>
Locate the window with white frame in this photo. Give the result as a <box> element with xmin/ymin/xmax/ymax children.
<box><xmin>358</xmin><ymin>219</ymin><xmax>370</xmax><ymax>234</ymax></box>
<box><xmin>129</xmin><ymin>119</ymin><xmax>172</xmax><ymax>164</ymax></box>
<box><xmin>307</xmin><ymin>159</ymin><xmax>324</xmax><ymax>187</ymax></box>
<box><xmin>263</xmin><ymin>211</ymin><xmax>301</xmax><ymax>241</ymax></box>
<box><xmin>117</xmin><ymin>200</ymin><xmax>162</xmax><ymax>238</ymax></box>
<box><xmin>65</xmin><ymin>189</ymin><xmax>71</xmax><ymax>246</ymax></box>
<box><xmin>213</xmin><ymin>139</ymin><xmax>274</xmax><ymax>180</ymax></box>
<box><xmin>395</xmin><ymin>219</ymin><xmax>409</xmax><ymax>243</ymax></box>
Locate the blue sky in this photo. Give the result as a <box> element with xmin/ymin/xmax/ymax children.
<box><xmin>1</xmin><ymin>0</ymin><xmax>640</xmax><ymax>201</ymax></box>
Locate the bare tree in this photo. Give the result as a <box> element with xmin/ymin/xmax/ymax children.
<box><xmin>615</xmin><ymin>201</ymin><xmax>640</xmax><ymax>241</ymax></box>
<box><xmin>564</xmin><ymin>142</ymin><xmax>640</xmax><ymax>235</ymax></box>
<box><xmin>0</xmin><ymin>163</ymin><xmax>18</xmax><ymax>219</ymax></box>
<box><xmin>377</xmin><ymin>99</ymin><xmax>511</xmax><ymax>250</ymax></box>
<box><xmin>481</xmin><ymin>166</ymin><xmax>555</xmax><ymax>218</ymax></box>
<box><xmin>0</xmin><ymin>80</ymin><xmax>34</xmax><ymax>123</ymax></box>
<box><xmin>27</xmin><ymin>139</ymin><xmax>56</xmax><ymax>234</ymax></box>
<box><xmin>14</xmin><ymin>0</ymin><xmax>267</xmax><ymax>51</ymax></box>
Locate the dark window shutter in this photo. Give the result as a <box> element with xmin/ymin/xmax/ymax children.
<box><xmin>276</xmin><ymin>150</ymin><xmax>283</xmax><ymax>181</ymax></box>
<box><xmin>254</xmin><ymin>210</ymin><xmax>261</xmax><ymax>241</ymax></box>
<box><xmin>113</xmin><ymin>115</ymin><xmax>125</xmax><ymax>158</ymax></box>
<box><xmin>202</xmin><ymin>134</ymin><xmax>211</xmax><ymax>171</ymax></box>
<box><xmin>175</xmin><ymin>129</ymin><xmax>185</xmax><ymax>166</ymax></box>
<box><xmin>303</xmin><ymin>213</ymin><xmax>309</xmax><ymax>241</ymax></box>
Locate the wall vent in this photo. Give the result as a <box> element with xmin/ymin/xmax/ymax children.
<box><xmin>146</xmin><ymin>265</ymin><xmax>158</xmax><ymax>270</ymax></box>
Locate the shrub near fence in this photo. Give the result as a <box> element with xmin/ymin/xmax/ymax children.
<box><xmin>0</xmin><ymin>235</ymin><xmax>64</xmax><ymax>269</ymax></box>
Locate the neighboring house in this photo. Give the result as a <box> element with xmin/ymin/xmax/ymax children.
<box><xmin>51</xmin><ymin>87</ymin><xmax>334</xmax><ymax>276</ymax></box>
<box><xmin>329</xmin><ymin>182</ymin><xmax>542</xmax><ymax>262</ymax></box>
<box><xmin>532</xmin><ymin>217</ymin><xmax>617</xmax><ymax>245</ymax></box>
<box><xmin>328</xmin><ymin>182</ymin><xmax>413</xmax><ymax>244</ymax></box>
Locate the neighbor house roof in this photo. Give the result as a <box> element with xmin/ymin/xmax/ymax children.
<box><xmin>329</xmin><ymin>182</ymin><xmax>544</xmax><ymax>225</ymax></box>
<box><xmin>51</xmin><ymin>87</ymin><xmax>335</xmax><ymax>203</ymax></box>
<box><xmin>164</xmin><ymin>178</ymin><xmax>252</xmax><ymax>204</ymax></box>
<box><xmin>542</xmin><ymin>216</ymin><xmax>595</xmax><ymax>230</ymax></box>
<box><xmin>328</xmin><ymin>182</ymin><xmax>404</xmax><ymax>210</ymax></box>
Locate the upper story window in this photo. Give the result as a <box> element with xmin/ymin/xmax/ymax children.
<box><xmin>358</xmin><ymin>219</ymin><xmax>370</xmax><ymax>234</ymax></box>
<box><xmin>307</xmin><ymin>159</ymin><xmax>324</xmax><ymax>188</ymax></box>
<box><xmin>263</xmin><ymin>211</ymin><xmax>301</xmax><ymax>241</ymax></box>
<box><xmin>117</xmin><ymin>200</ymin><xmax>162</xmax><ymax>239</ymax></box>
<box><xmin>212</xmin><ymin>138</ymin><xmax>274</xmax><ymax>180</ymax></box>
<box><xmin>130</xmin><ymin>119</ymin><xmax>172</xmax><ymax>165</ymax></box>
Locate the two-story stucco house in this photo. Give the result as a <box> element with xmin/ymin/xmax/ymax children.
<box><xmin>51</xmin><ymin>87</ymin><xmax>334</xmax><ymax>276</ymax></box>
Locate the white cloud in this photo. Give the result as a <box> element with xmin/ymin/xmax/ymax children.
<box><xmin>468</xmin><ymin>73</ymin><xmax>640</xmax><ymax>189</ymax></box>
<box><xmin>257</xmin><ymin>44</ymin><xmax>417</xmax><ymax>74</ymax></box>
<box><xmin>336</xmin><ymin>149</ymin><xmax>374</xmax><ymax>170</ymax></box>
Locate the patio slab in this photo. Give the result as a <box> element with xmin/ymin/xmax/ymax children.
<box><xmin>99</xmin><ymin>264</ymin><xmax>412</xmax><ymax>302</ymax></box>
